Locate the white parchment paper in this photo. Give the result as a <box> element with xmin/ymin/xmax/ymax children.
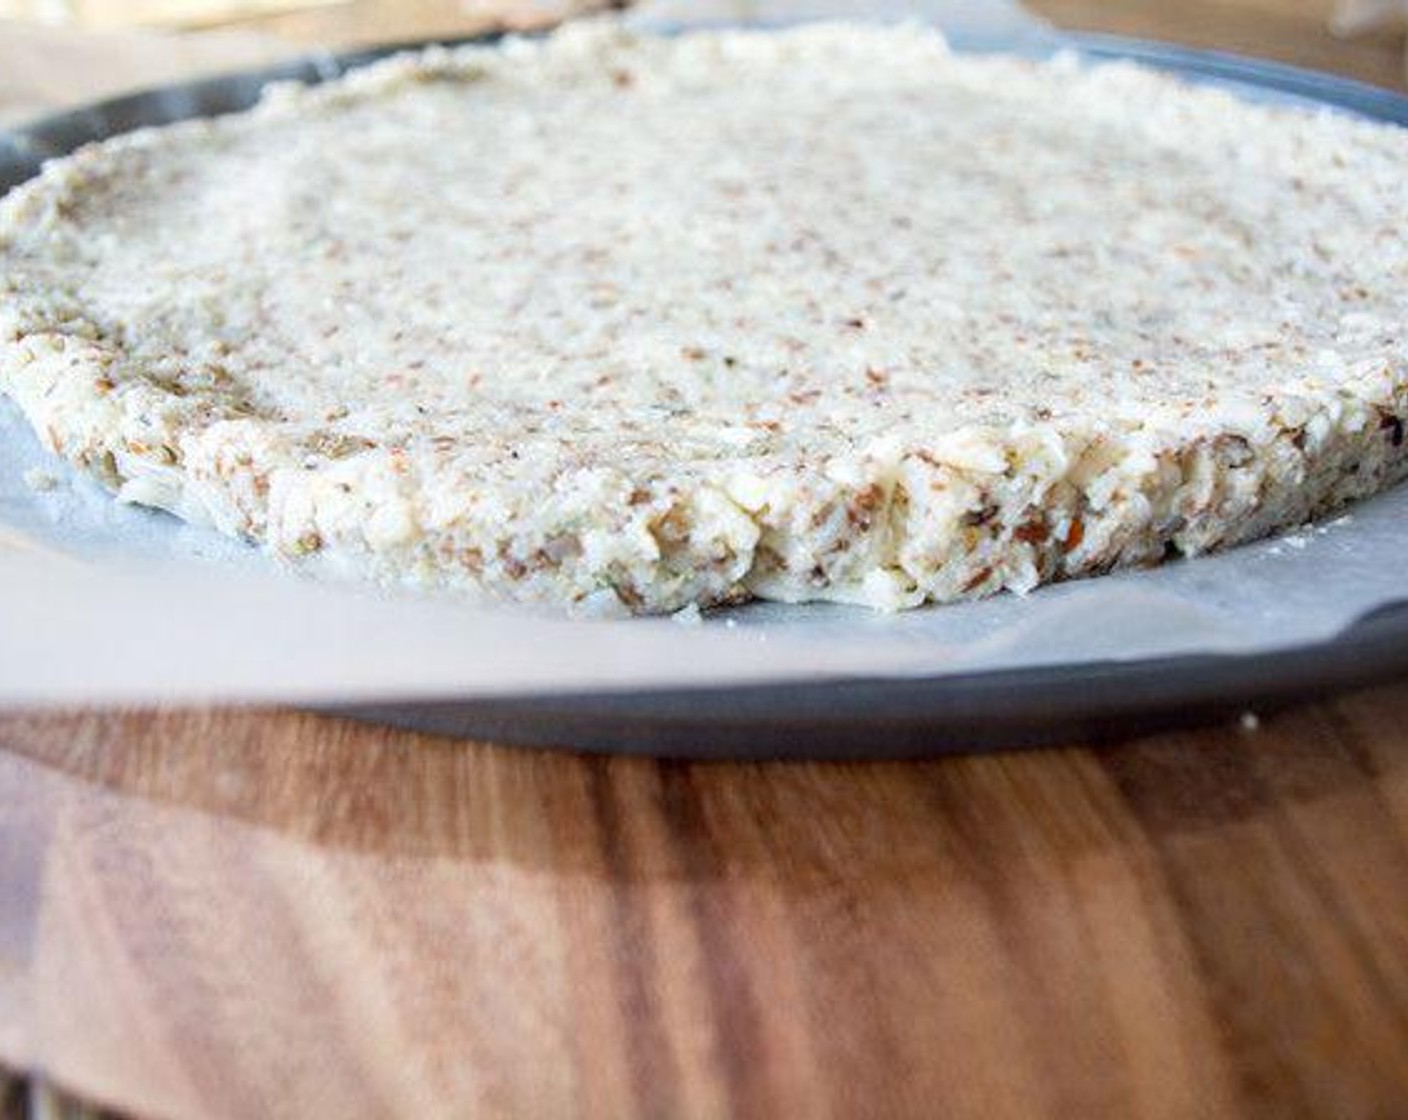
<box><xmin>5</xmin><ymin>393</ymin><xmax>1406</xmax><ymax>706</ymax></box>
<box><xmin>2</xmin><ymin>0</ymin><xmax>1406</xmax><ymax>706</ymax></box>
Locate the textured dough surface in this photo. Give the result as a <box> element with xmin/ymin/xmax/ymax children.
<box><xmin>2</xmin><ymin>22</ymin><xmax>1407</xmax><ymax>613</ymax></box>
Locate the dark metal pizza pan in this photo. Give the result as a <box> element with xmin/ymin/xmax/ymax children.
<box><xmin>339</xmin><ymin>598</ymin><xmax>1408</xmax><ymax>757</ymax></box>
<box><xmin>3</xmin><ymin>27</ymin><xmax>1406</xmax><ymax>759</ymax></box>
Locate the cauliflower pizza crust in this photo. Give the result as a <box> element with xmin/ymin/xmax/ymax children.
<box><xmin>2</xmin><ymin>22</ymin><xmax>1406</xmax><ymax>613</ymax></box>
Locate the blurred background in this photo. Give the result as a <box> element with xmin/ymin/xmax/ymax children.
<box><xmin>0</xmin><ymin>0</ymin><xmax>1404</xmax><ymax>130</ymax></box>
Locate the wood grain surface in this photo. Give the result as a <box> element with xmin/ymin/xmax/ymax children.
<box><xmin>2</xmin><ymin>2</ymin><xmax>1408</xmax><ymax>1118</ymax></box>
<box><xmin>3</xmin><ymin>695</ymin><xmax>1408</xmax><ymax>1119</ymax></box>
<box><xmin>1030</xmin><ymin>0</ymin><xmax>1408</xmax><ymax>88</ymax></box>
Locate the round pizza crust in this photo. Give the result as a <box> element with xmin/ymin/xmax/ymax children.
<box><xmin>2</xmin><ymin>23</ymin><xmax>1406</xmax><ymax>613</ymax></box>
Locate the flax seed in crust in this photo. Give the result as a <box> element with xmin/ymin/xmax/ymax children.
<box><xmin>2</xmin><ymin>23</ymin><xmax>1407</xmax><ymax>613</ymax></box>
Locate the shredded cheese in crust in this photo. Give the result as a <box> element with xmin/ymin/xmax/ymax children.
<box><xmin>2</xmin><ymin>22</ymin><xmax>1407</xmax><ymax>613</ymax></box>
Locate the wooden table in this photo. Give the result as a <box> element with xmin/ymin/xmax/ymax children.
<box><xmin>3</xmin><ymin>3</ymin><xmax>1408</xmax><ymax>1117</ymax></box>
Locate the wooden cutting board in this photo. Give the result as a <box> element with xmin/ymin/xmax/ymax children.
<box><xmin>1</xmin><ymin>2</ymin><xmax>1408</xmax><ymax>1117</ymax></box>
<box><xmin>3</xmin><ymin>699</ymin><xmax>1408</xmax><ymax>1119</ymax></box>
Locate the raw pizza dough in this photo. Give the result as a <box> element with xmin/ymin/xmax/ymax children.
<box><xmin>2</xmin><ymin>23</ymin><xmax>1406</xmax><ymax>613</ymax></box>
